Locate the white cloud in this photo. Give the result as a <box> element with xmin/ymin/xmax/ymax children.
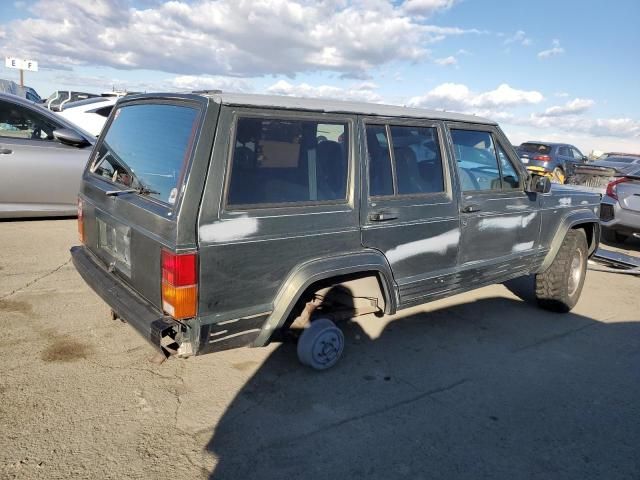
<box><xmin>266</xmin><ymin>80</ymin><xmax>383</xmax><ymax>103</ymax></box>
<box><xmin>0</xmin><ymin>0</ymin><xmax>481</xmax><ymax>78</ymax></box>
<box><xmin>169</xmin><ymin>75</ymin><xmax>253</xmax><ymax>92</ymax></box>
<box><xmin>516</xmin><ymin>114</ymin><xmax>640</xmax><ymax>139</ymax></box>
<box><xmin>538</xmin><ymin>39</ymin><xmax>564</xmax><ymax>59</ymax></box>
<box><xmin>408</xmin><ymin>83</ymin><xmax>543</xmax><ymax>111</ymax></box>
<box><xmin>402</xmin><ymin>0</ymin><xmax>457</xmax><ymax>16</ymax></box>
<box><xmin>504</xmin><ymin>30</ymin><xmax>531</xmax><ymax>46</ymax></box>
<box><xmin>543</xmin><ymin>98</ymin><xmax>595</xmax><ymax>117</ymax></box>
<box><xmin>434</xmin><ymin>56</ymin><xmax>457</xmax><ymax>66</ymax></box>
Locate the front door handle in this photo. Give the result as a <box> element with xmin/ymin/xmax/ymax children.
<box><xmin>461</xmin><ymin>203</ymin><xmax>481</xmax><ymax>213</ymax></box>
<box><xmin>369</xmin><ymin>212</ymin><xmax>398</xmax><ymax>222</ymax></box>
<box><xmin>0</xmin><ymin>148</ymin><xmax>12</xmax><ymax>155</ymax></box>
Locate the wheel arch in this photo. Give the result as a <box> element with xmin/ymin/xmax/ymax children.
<box><xmin>252</xmin><ymin>250</ymin><xmax>398</xmax><ymax>347</ymax></box>
<box><xmin>538</xmin><ymin>209</ymin><xmax>600</xmax><ymax>273</ymax></box>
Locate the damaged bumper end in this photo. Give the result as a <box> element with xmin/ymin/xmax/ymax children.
<box><xmin>70</xmin><ymin>246</ymin><xmax>192</xmax><ymax>356</ymax></box>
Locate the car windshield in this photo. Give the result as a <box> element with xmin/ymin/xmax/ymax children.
<box><xmin>519</xmin><ymin>143</ymin><xmax>551</xmax><ymax>154</ymax></box>
<box><xmin>90</xmin><ymin>103</ymin><xmax>200</xmax><ymax>205</ymax></box>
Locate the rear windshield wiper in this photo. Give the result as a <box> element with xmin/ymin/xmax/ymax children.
<box><xmin>105</xmin><ymin>185</ymin><xmax>160</xmax><ymax>197</ymax></box>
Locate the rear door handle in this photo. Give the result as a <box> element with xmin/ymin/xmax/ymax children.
<box><xmin>461</xmin><ymin>203</ymin><xmax>481</xmax><ymax>213</ymax></box>
<box><xmin>0</xmin><ymin>148</ymin><xmax>12</xmax><ymax>155</ymax></box>
<box><xmin>369</xmin><ymin>212</ymin><xmax>398</xmax><ymax>222</ymax></box>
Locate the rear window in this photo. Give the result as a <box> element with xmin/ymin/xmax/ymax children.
<box><xmin>91</xmin><ymin>103</ymin><xmax>199</xmax><ymax>205</ymax></box>
<box><xmin>519</xmin><ymin>143</ymin><xmax>551</xmax><ymax>155</ymax></box>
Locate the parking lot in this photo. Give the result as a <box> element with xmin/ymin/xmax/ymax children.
<box><xmin>0</xmin><ymin>219</ymin><xmax>639</xmax><ymax>479</ymax></box>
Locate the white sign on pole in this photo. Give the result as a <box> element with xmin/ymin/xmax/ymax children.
<box><xmin>5</xmin><ymin>57</ymin><xmax>38</xmax><ymax>72</ymax></box>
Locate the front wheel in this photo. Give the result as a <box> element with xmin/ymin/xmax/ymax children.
<box><xmin>535</xmin><ymin>229</ymin><xmax>588</xmax><ymax>312</ymax></box>
<box><xmin>550</xmin><ymin>167</ymin><xmax>566</xmax><ymax>184</ymax></box>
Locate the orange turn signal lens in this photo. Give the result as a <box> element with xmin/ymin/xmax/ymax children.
<box><xmin>162</xmin><ymin>282</ymin><xmax>197</xmax><ymax>319</ymax></box>
<box><xmin>77</xmin><ymin>197</ymin><xmax>85</xmax><ymax>243</ymax></box>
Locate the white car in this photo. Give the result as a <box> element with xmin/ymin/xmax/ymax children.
<box><xmin>57</xmin><ymin>97</ymin><xmax>117</xmax><ymax>136</ymax></box>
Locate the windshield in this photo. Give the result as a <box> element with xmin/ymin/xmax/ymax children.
<box><xmin>90</xmin><ymin>103</ymin><xmax>199</xmax><ymax>205</ymax></box>
<box><xmin>519</xmin><ymin>143</ymin><xmax>551</xmax><ymax>154</ymax></box>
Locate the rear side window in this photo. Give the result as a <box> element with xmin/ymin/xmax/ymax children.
<box><xmin>226</xmin><ymin>116</ymin><xmax>349</xmax><ymax>206</ymax></box>
<box><xmin>366</xmin><ymin>123</ymin><xmax>445</xmax><ymax>197</ymax></box>
<box><xmin>91</xmin><ymin>103</ymin><xmax>199</xmax><ymax>205</ymax></box>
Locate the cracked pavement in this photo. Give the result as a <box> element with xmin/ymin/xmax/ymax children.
<box><xmin>1</xmin><ymin>219</ymin><xmax>639</xmax><ymax>479</ymax></box>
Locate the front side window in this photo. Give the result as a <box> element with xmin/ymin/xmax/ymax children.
<box><xmin>496</xmin><ymin>144</ymin><xmax>521</xmax><ymax>189</ymax></box>
<box><xmin>227</xmin><ymin>117</ymin><xmax>349</xmax><ymax>206</ymax></box>
<box><xmin>0</xmin><ymin>100</ymin><xmax>60</xmax><ymax>140</ymax></box>
<box><xmin>91</xmin><ymin>103</ymin><xmax>200</xmax><ymax>205</ymax></box>
<box><xmin>571</xmin><ymin>147</ymin><xmax>584</xmax><ymax>160</ymax></box>
<box><xmin>450</xmin><ymin>129</ymin><xmax>501</xmax><ymax>191</ymax></box>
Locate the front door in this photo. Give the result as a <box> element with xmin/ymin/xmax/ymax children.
<box><xmin>359</xmin><ymin>118</ymin><xmax>460</xmax><ymax>307</ymax></box>
<box><xmin>446</xmin><ymin>124</ymin><xmax>541</xmax><ymax>285</ymax></box>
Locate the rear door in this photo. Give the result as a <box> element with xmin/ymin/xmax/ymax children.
<box><xmin>0</xmin><ymin>98</ymin><xmax>90</xmax><ymax>212</ymax></box>
<box><xmin>447</xmin><ymin>123</ymin><xmax>540</xmax><ymax>284</ymax></box>
<box><xmin>80</xmin><ymin>95</ymin><xmax>214</xmax><ymax>309</ymax></box>
<box><xmin>360</xmin><ymin>118</ymin><xmax>460</xmax><ymax>307</ymax></box>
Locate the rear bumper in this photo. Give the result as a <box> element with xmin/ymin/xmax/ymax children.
<box><xmin>600</xmin><ymin>198</ymin><xmax>640</xmax><ymax>233</ymax></box>
<box><xmin>70</xmin><ymin>245</ymin><xmax>178</xmax><ymax>351</ymax></box>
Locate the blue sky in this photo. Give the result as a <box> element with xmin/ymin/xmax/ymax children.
<box><xmin>1</xmin><ymin>0</ymin><xmax>639</xmax><ymax>153</ymax></box>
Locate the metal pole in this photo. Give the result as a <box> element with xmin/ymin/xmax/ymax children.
<box><xmin>19</xmin><ymin>69</ymin><xmax>24</xmax><ymax>87</ymax></box>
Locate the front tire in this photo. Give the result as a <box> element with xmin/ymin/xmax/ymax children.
<box><xmin>550</xmin><ymin>167</ymin><xmax>566</xmax><ymax>184</ymax></box>
<box><xmin>535</xmin><ymin>229</ymin><xmax>588</xmax><ymax>312</ymax></box>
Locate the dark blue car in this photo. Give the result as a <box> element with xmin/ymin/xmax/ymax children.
<box><xmin>516</xmin><ymin>142</ymin><xmax>587</xmax><ymax>183</ymax></box>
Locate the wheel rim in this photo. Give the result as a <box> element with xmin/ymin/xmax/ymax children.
<box><xmin>310</xmin><ymin>328</ymin><xmax>343</xmax><ymax>368</ymax></box>
<box><xmin>551</xmin><ymin>168</ymin><xmax>565</xmax><ymax>184</ymax></box>
<box><xmin>568</xmin><ymin>248</ymin><xmax>584</xmax><ymax>297</ymax></box>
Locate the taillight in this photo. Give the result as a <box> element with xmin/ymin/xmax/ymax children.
<box><xmin>534</xmin><ymin>155</ymin><xmax>551</xmax><ymax>162</ymax></box>
<box><xmin>605</xmin><ymin>177</ymin><xmax>629</xmax><ymax>201</ymax></box>
<box><xmin>77</xmin><ymin>197</ymin><xmax>85</xmax><ymax>243</ymax></box>
<box><xmin>161</xmin><ymin>249</ymin><xmax>197</xmax><ymax>320</ymax></box>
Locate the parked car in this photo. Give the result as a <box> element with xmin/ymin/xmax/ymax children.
<box><xmin>592</xmin><ymin>156</ymin><xmax>640</xmax><ymax>168</ymax></box>
<box><xmin>599</xmin><ymin>152</ymin><xmax>640</xmax><ymax>160</ymax></box>
<box><xmin>599</xmin><ymin>166</ymin><xmax>640</xmax><ymax>243</ymax></box>
<box><xmin>0</xmin><ymin>93</ymin><xmax>95</xmax><ymax>218</ymax></box>
<box><xmin>516</xmin><ymin>141</ymin><xmax>587</xmax><ymax>184</ymax></box>
<box><xmin>71</xmin><ymin>93</ymin><xmax>600</xmax><ymax>369</ymax></box>
<box><xmin>58</xmin><ymin>97</ymin><xmax>118</xmax><ymax>136</ymax></box>
<box><xmin>44</xmin><ymin>90</ymin><xmax>100</xmax><ymax>111</ymax></box>
<box><xmin>0</xmin><ymin>79</ymin><xmax>41</xmax><ymax>102</ymax></box>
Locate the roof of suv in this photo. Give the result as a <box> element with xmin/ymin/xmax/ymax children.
<box><xmin>205</xmin><ymin>92</ymin><xmax>497</xmax><ymax>125</ymax></box>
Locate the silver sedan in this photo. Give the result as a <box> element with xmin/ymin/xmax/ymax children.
<box><xmin>600</xmin><ymin>166</ymin><xmax>640</xmax><ymax>243</ymax></box>
<box><xmin>0</xmin><ymin>93</ymin><xmax>95</xmax><ymax>218</ymax></box>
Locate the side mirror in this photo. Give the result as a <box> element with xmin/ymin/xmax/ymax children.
<box><xmin>53</xmin><ymin>128</ymin><xmax>90</xmax><ymax>147</ymax></box>
<box><xmin>526</xmin><ymin>174</ymin><xmax>552</xmax><ymax>194</ymax></box>
<box><xmin>582</xmin><ymin>155</ymin><xmax>588</xmax><ymax>161</ymax></box>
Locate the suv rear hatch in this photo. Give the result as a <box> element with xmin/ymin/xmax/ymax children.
<box><xmin>77</xmin><ymin>94</ymin><xmax>216</xmax><ymax>315</ymax></box>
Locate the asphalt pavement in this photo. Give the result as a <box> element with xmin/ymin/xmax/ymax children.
<box><xmin>1</xmin><ymin>219</ymin><xmax>639</xmax><ymax>480</ymax></box>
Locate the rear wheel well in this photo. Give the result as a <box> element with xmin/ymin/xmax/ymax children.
<box><xmin>275</xmin><ymin>271</ymin><xmax>387</xmax><ymax>341</ymax></box>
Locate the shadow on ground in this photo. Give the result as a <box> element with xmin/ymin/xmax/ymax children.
<box><xmin>601</xmin><ymin>235</ymin><xmax>640</xmax><ymax>254</ymax></box>
<box><xmin>205</xmin><ymin>297</ymin><xmax>640</xmax><ymax>479</ymax></box>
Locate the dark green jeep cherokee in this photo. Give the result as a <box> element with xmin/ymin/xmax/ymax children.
<box><xmin>71</xmin><ymin>92</ymin><xmax>600</xmax><ymax>369</ymax></box>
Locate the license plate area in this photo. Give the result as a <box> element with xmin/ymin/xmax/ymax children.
<box><xmin>520</xmin><ymin>157</ymin><xmax>529</xmax><ymax>164</ymax></box>
<box><xmin>97</xmin><ymin>217</ymin><xmax>131</xmax><ymax>277</ymax></box>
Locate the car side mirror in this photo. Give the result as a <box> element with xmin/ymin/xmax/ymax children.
<box><xmin>526</xmin><ymin>174</ymin><xmax>552</xmax><ymax>194</ymax></box>
<box><xmin>53</xmin><ymin>128</ymin><xmax>90</xmax><ymax>147</ymax></box>
<box><xmin>582</xmin><ymin>155</ymin><xmax>588</xmax><ymax>161</ymax></box>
